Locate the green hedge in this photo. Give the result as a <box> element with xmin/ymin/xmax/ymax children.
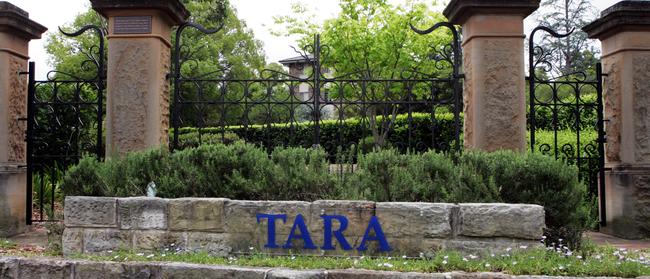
<box><xmin>173</xmin><ymin>112</ymin><xmax>460</xmax><ymax>154</ymax></box>
<box><xmin>62</xmin><ymin>143</ymin><xmax>591</xmax><ymax>248</ymax></box>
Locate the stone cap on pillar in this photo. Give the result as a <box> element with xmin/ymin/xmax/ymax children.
<box><xmin>91</xmin><ymin>0</ymin><xmax>190</xmax><ymax>25</ymax></box>
<box><xmin>583</xmin><ymin>0</ymin><xmax>650</xmax><ymax>40</ymax></box>
<box><xmin>0</xmin><ymin>1</ymin><xmax>47</xmax><ymax>39</ymax></box>
<box><xmin>443</xmin><ymin>0</ymin><xmax>540</xmax><ymax>25</ymax></box>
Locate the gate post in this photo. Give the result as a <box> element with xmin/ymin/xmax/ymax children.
<box><xmin>443</xmin><ymin>0</ymin><xmax>539</xmax><ymax>152</ymax></box>
<box><xmin>90</xmin><ymin>0</ymin><xmax>189</xmax><ymax>157</ymax></box>
<box><xmin>0</xmin><ymin>1</ymin><xmax>46</xmax><ymax>236</ymax></box>
<box><xmin>584</xmin><ymin>1</ymin><xmax>650</xmax><ymax>239</ymax></box>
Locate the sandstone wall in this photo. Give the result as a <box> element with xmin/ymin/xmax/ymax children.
<box><xmin>63</xmin><ymin>197</ymin><xmax>545</xmax><ymax>257</ymax></box>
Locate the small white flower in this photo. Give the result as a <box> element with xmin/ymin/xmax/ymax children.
<box><xmin>387</xmin><ymin>257</ymin><xmax>392</xmax><ymax>260</ymax></box>
<box><xmin>170</xmin><ymin>243</ymin><xmax>175</xmax><ymax>247</ymax></box>
<box><xmin>558</xmin><ymin>265</ymin><xmax>564</xmax><ymax>270</ymax></box>
<box><xmin>490</xmin><ymin>253</ymin><xmax>495</xmax><ymax>257</ymax></box>
<box><xmin>382</xmin><ymin>263</ymin><xmax>393</xmax><ymax>268</ymax></box>
<box><xmin>291</xmin><ymin>256</ymin><xmax>296</xmax><ymax>260</ymax></box>
<box><xmin>505</xmin><ymin>247</ymin><xmax>512</xmax><ymax>252</ymax></box>
<box><xmin>512</xmin><ymin>261</ymin><xmax>518</xmax><ymax>265</ymax></box>
<box><xmin>462</xmin><ymin>257</ymin><xmax>468</xmax><ymax>262</ymax></box>
<box><xmin>107</xmin><ymin>250</ymin><xmax>113</xmax><ymax>254</ymax></box>
<box><xmin>484</xmin><ymin>263</ymin><xmax>491</xmax><ymax>268</ymax></box>
<box><xmin>443</xmin><ymin>255</ymin><xmax>449</xmax><ymax>259</ymax></box>
<box><xmin>442</xmin><ymin>260</ymin><xmax>448</xmax><ymax>265</ymax></box>
<box><xmin>161</xmin><ymin>254</ymin><xmax>166</xmax><ymax>257</ymax></box>
<box><xmin>249</xmin><ymin>247</ymin><xmax>254</xmax><ymax>251</ymax></box>
<box><xmin>576</xmin><ymin>255</ymin><xmax>582</xmax><ymax>259</ymax></box>
<box><xmin>469</xmin><ymin>254</ymin><xmax>478</xmax><ymax>259</ymax></box>
<box><xmin>136</xmin><ymin>253</ymin><xmax>144</xmax><ymax>256</ymax></box>
<box><xmin>146</xmin><ymin>254</ymin><xmax>154</xmax><ymax>259</ymax></box>
<box><xmin>353</xmin><ymin>259</ymin><xmax>359</xmax><ymax>265</ymax></box>
<box><xmin>402</xmin><ymin>255</ymin><xmax>407</xmax><ymax>259</ymax></box>
<box><xmin>519</xmin><ymin>245</ymin><xmax>528</xmax><ymax>249</ymax></box>
<box><xmin>419</xmin><ymin>252</ymin><xmax>425</xmax><ymax>258</ymax></box>
<box><xmin>403</xmin><ymin>261</ymin><xmax>408</xmax><ymax>265</ymax></box>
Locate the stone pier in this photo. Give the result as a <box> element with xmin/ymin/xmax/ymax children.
<box><xmin>443</xmin><ymin>0</ymin><xmax>540</xmax><ymax>152</ymax></box>
<box><xmin>90</xmin><ymin>0</ymin><xmax>189</xmax><ymax>156</ymax></box>
<box><xmin>0</xmin><ymin>1</ymin><xmax>46</xmax><ymax>237</ymax></box>
<box><xmin>583</xmin><ymin>0</ymin><xmax>650</xmax><ymax>239</ymax></box>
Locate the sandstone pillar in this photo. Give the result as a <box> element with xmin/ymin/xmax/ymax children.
<box><xmin>443</xmin><ymin>0</ymin><xmax>540</xmax><ymax>152</ymax></box>
<box><xmin>90</xmin><ymin>0</ymin><xmax>189</xmax><ymax>156</ymax></box>
<box><xmin>584</xmin><ymin>1</ymin><xmax>650</xmax><ymax>239</ymax></box>
<box><xmin>0</xmin><ymin>1</ymin><xmax>46</xmax><ymax>236</ymax></box>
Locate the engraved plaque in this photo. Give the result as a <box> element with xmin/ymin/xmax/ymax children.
<box><xmin>114</xmin><ymin>16</ymin><xmax>152</xmax><ymax>34</ymax></box>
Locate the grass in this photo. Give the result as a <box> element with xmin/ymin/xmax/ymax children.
<box><xmin>69</xmin><ymin>244</ymin><xmax>650</xmax><ymax>277</ymax></box>
<box><xmin>0</xmin><ymin>239</ymin><xmax>17</xmax><ymax>250</ymax></box>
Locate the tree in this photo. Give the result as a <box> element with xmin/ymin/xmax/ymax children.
<box><xmin>44</xmin><ymin>0</ymin><xmax>270</xmax><ymax>150</ymax></box>
<box><xmin>272</xmin><ymin>0</ymin><xmax>456</xmax><ymax>149</ymax></box>
<box><xmin>534</xmin><ymin>0</ymin><xmax>600</xmax><ymax>76</ymax></box>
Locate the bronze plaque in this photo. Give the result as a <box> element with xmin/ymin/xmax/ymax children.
<box><xmin>114</xmin><ymin>16</ymin><xmax>152</xmax><ymax>34</ymax></box>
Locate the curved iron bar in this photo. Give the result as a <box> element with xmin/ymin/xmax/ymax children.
<box><xmin>172</xmin><ymin>21</ymin><xmax>226</xmax><ymax>150</ymax></box>
<box><xmin>410</xmin><ymin>21</ymin><xmax>462</xmax><ymax>152</ymax></box>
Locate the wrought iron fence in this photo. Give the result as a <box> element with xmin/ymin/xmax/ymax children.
<box><xmin>170</xmin><ymin>21</ymin><xmax>463</xmax><ymax>162</ymax></box>
<box><xmin>25</xmin><ymin>25</ymin><xmax>105</xmax><ymax>223</ymax></box>
<box><xmin>527</xmin><ymin>26</ymin><xmax>606</xmax><ymax>225</ymax></box>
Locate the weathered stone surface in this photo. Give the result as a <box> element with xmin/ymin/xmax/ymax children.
<box><xmin>328</xmin><ymin>269</ymin><xmax>450</xmax><ymax>279</ymax></box>
<box><xmin>17</xmin><ymin>258</ymin><xmax>73</xmax><ymax>279</ymax></box>
<box><xmin>603</xmin><ymin>57</ymin><xmax>621</xmax><ymax>163</ymax></box>
<box><xmin>267</xmin><ymin>269</ymin><xmax>326</xmax><ymax>279</ymax></box>
<box><xmin>73</xmin><ymin>261</ymin><xmax>127</xmax><ymax>279</ymax></box>
<box><xmin>451</xmin><ymin>272</ymin><xmax>512</xmax><ymax>279</ymax></box>
<box><xmin>61</xmin><ymin>228</ymin><xmax>83</xmax><ymax>256</ymax></box>
<box><xmin>168</xmin><ymin>198</ymin><xmax>226</xmax><ymax>232</ymax></box>
<box><xmin>83</xmin><ymin>229</ymin><xmax>132</xmax><ymax>254</ymax></box>
<box><xmin>376</xmin><ymin>203</ymin><xmax>456</xmax><ymax>238</ymax></box>
<box><xmin>0</xmin><ymin>257</ymin><xmax>18</xmax><ymax>279</ymax></box>
<box><xmin>133</xmin><ymin>230</ymin><xmax>168</xmax><ymax>251</ymax></box>
<box><xmin>187</xmin><ymin>232</ymin><xmax>232</xmax><ymax>256</ymax></box>
<box><xmin>633</xmin><ymin>54</ymin><xmax>650</xmax><ymax>163</ymax></box>
<box><xmin>118</xmin><ymin>197</ymin><xmax>167</xmax><ymax>230</ymax></box>
<box><xmin>225</xmin><ymin>200</ymin><xmax>311</xmax><ymax>235</ymax></box>
<box><xmin>310</xmin><ymin>200</ymin><xmax>375</xmax><ymax>236</ymax></box>
<box><xmin>160</xmin><ymin>263</ymin><xmax>267</xmax><ymax>279</ymax></box>
<box><xmin>64</xmin><ymin>196</ymin><xmax>117</xmax><ymax>227</ymax></box>
<box><xmin>459</xmin><ymin>204</ymin><xmax>544</xmax><ymax>239</ymax></box>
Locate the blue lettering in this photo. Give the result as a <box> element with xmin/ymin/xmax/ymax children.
<box><xmin>256</xmin><ymin>214</ymin><xmax>287</xmax><ymax>248</ymax></box>
<box><xmin>357</xmin><ymin>216</ymin><xmax>391</xmax><ymax>252</ymax></box>
<box><xmin>283</xmin><ymin>214</ymin><xmax>317</xmax><ymax>249</ymax></box>
<box><xmin>321</xmin><ymin>215</ymin><xmax>352</xmax><ymax>250</ymax></box>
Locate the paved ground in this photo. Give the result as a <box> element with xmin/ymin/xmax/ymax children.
<box><xmin>584</xmin><ymin>231</ymin><xmax>650</xmax><ymax>250</ymax></box>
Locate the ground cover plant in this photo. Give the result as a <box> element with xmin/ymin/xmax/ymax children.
<box><xmin>68</xmin><ymin>244</ymin><xmax>650</xmax><ymax>277</ymax></box>
<box><xmin>62</xmin><ymin>143</ymin><xmax>592</xmax><ymax>248</ymax></box>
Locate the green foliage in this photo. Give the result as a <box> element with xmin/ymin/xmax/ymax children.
<box><xmin>77</xmin><ymin>246</ymin><xmax>650</xmax><ymax>277</ymax></box>
<box><xmin>175</xmin><ymin>112</ymin><xmax>459</xmax><ymax>157</ymax></box>
<box><xmin>63</xmin><ymin>144</ymin><xmax>590</xmax><ymax>248</ymax></box>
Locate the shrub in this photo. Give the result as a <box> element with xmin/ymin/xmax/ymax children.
<box><xmin>173</xmin><ymin>112</ymin><xmax>459</xmax><ymax>157</ymax></box>
<box><xmin>62</xmin><ymin>144</ymin><xmax>590</xmax><ymax>248</ymax></box>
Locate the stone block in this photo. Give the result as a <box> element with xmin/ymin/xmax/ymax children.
<box><xmin>0</xmin><ymin>257</ymin><xmax>19</xmax><ymax>279</ymax></box>
<box><xmin>133</xmin><ymin>230</ymin><xmax>168</xmax><ymax>251</ymax></box>
<box><xmin>168</xmin><ymin>198</ymin><xmax>226</xmax><ymax>232</ymax></box>
<box><xmin>83</xmin><ymin>229</ymin><xmax>132</xmax><ymax>254</ymax></box>
<box><xmin>459</xmin><ymin>204</ymin><xmax>544</xmax><ymax>239</ymax></box>
<box><xmin>328</xmin><ymin>269</ymin><xmax>450</xmax><ymax>279</ymax></box>
<box><xmin>450</xmin><ymin>272</ymin><xmax>512</xmax><ymax>279</ymax></box>
<box><xmin>225</xmin><ymin>200</ymin><xmax>311</xmax><ymax>235</ymax></box>
<box><xmin>376</xmin><ymin>202</ymin><xmax>456</xmax><ymax>238</ymax></box>
<box><xmin>64</xmin><ymin>196</ymin><xmax>117</xmax><ymax>228</ymax></box>
<box><xmin>309</xmin><ymin>200</ymin><xmax>375</xmax><ymax>236</ymax></box>
<box><xmin>186</xmin><ymin>232</ymin><xmax>232</xmax><ymax>256</ymax></box>
<box><xmin>118</xmin><ymin>197</ymin><xmax>167</xmax><ymax>230</ymax></box>
<box><xmin>159</xmin><ymin>263</ymin><xmax>266</xmax><ymax>279</ymax></box>
<box><xmin>266</xmin><ymin>269</ymin><xmax>326</xmax><ymax>279</ymax></box>
<box><xmin>61</xmin><ymin>228</ymin><xmax>83</xmax><ymax>256</ymax></box>
<box><xmin>73</xmin><ymin>261</ymin><xmax>126</xmax><ymax>279</ymax></box>
<box><xmin>18</xmin><ymin>258</ymin><xmax>73</xmax><ymax>279</ymax></box>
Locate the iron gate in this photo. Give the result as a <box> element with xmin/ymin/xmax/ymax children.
<box><xmin>170</xmin><ymin>21</ymin><xmax>464</xmax><ymax>162</ymax></box>
<box><xmin>527</xmin><ymin>26</ymin><xmax>606</xmax><ymax>226</ymax></box>
<box><xmin>25</xmin><ymin>25</ymin><xmax>105</xmax><ymax>224</ymax></box>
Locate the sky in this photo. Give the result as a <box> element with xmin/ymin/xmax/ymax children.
<box><xmin>13</xmin><ymin>0</ymin><xmax>620</xmax><ymax>79</ymax></box>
